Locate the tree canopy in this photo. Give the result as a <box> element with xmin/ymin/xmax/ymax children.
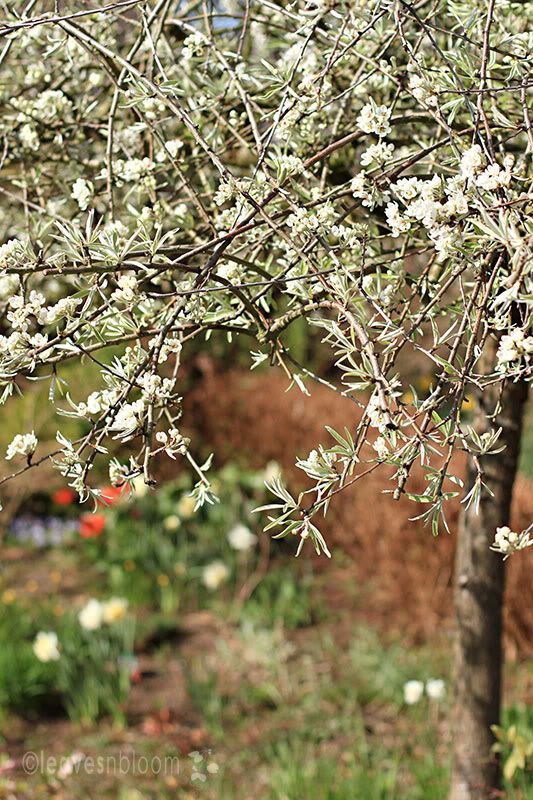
<box><xmin>0</xmin><ymin>0</ymin><xmax>531</xmax><ymax>556</ymax></box>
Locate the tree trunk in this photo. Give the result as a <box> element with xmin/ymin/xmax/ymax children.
<box><xmin>449</xmin><ymin>341</ymin><xmax>528</xmax><ymax>800</ymax></box>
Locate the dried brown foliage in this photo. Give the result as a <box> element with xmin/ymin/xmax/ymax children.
<box><xmin>184</xmin><ymin>368</ymin><xmax>533</xmax><ymax>657</ymax></box>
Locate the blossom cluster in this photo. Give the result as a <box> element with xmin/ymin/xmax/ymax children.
<box><xmin>496</xmin><ymin>329</ymin><xmax>533</xmax><ymax>372</ymax></box>
<box><xmin>491</xmin><ymin>526</ymin><xmax>532</xmax><ymax>558</ymax></box>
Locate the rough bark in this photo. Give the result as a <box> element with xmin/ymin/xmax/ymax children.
<box><xmin>449</xmin><ymin>341</ymin><xmax>529</xmax><ymax>800</ymax></box>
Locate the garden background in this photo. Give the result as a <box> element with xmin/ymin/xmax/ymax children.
<box><xmin>0</xmin><ymin>338</ymin><xmax>531</xmax><ymax>799</ymax></box>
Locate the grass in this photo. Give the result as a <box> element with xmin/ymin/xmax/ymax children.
<box><xmin>182</xmin><ymin>621</ymin><xmax>450</xmax><ymax>798</ymax></box>
<box><xmin>181</xmin><ymin>617</ymin><xmax>532</xmax><ymax>799</ymax></box>
<box><xmin>239</xmin><ymin>563</ymin><xmax>328</xmax><ymax>630</ymax></box>
<box><xmin>259</xmin><ymin>739</ymin><xmax>448</xmax><ymax>800</ymax></box>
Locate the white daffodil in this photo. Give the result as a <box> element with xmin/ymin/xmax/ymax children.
<box><xmin>202</xmin><ymin>561</ymin><xmax>229</xmax><ymax>591</ymax></box>
<box><xmin>102</xmin><ymin>597</ymin><xmax>128</xmax><ymax>624</ymax></box>
<box><xmin>404</xmin><ymin>680</ymin><xmax>424</xmax><ymax>705</ymax></box>
<box><xmin>33</xmin><ymin>631</ymin><xmax>60</xmax><ymax>662</ymax></box>
<box><xmin>426</xmin><ymin>679</ymin><xmax>446</xmax><ymax>700</ymax></box>
<box><xmin>78</xmin><ymin>598</ymin><xmax>104</xmax><ymax>631</ymax></box>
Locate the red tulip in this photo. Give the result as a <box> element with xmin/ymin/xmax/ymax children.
<box><xmin>98</xmin><ymin>484</ymin><xmax>130</xmax><ymax>506</ymax></box>
<box><xmin>52</xmin><ymin>488</ymin><xmax>76</xmax><ymax>506</ymax></box>
<box><xmin>80</xmin><ymin>513</ymin><xmax>106</xmax><ymax>538</ymax></box>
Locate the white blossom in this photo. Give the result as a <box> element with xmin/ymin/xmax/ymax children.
<box><xmin>0</xmin><ymin>239</ymin><xmax>25</xmax><ymax>269</ymax></box>
<box><xmin>155</xmin><ymin>428</ymin><xmax>189</xmax><ymax>458</ymax></box>
<box><xmin>357</xmin><ymin>101</ymin><xmax>392</xmax><ymax>137</ymax></box>
<box><xmin>19</xmin><ymin>123</ymin><xmax>39</xmax><ymax>151</ymax></box>
<box><xmin>112</xmin><ymin>274</ymin><xmax>139</xmax><ymax>303</ymax></box>
<box><xmin>491</xmin><ymin>525</ymin><xmax>533</xmax><ymax>557</ymax></box>
<box><xmin>110</xmin><ymin>399</ymin><xmax>145</xmax><ymax>439</ymax></box>
<box><xmin>6</xmin><ymin>431</ymin><xmax>38</xmax><ymax>460</ymax></box>
<box><xmin>182</xmin><ymin>31</ymin><xmax>206</xmax><ymax>60</ymax></box>
<box><xmin>390</xmin><ymin>177</ymin><xmax>421</xmax><ymax>201</ymax></box>
<box><xmin>372</xmin><ymin>436</ymin><xmax>389</xmax><ymax>459</ymax></box>
<box><xmin>385</xmin><ymin>202</ymin><xmax>411</xmax><ymax>237</ymax></box>
<box><xmin>366</xmin><ymin>392</ymin><xmax>395</xmax><ymax>433</ymax></box>
<box><xmin>429</xmin><ymin>225</ymin><xmax>461</xmax><ymax>260</ymax></box>
<box><xmin>476</xmin><ymin>163</ymin><xmax>511</xmax><ymax>191</ymax></box>
<box><xmin>156</xmin><ymin>138</ymin><xmax>184</xmax><ymax>162</ymax></box>
<box><xmin>405</xmin><ymin>196</ymin><xmax>440</xmax><ymax>229</ymax></box>
<box><xmin>496</xmin><ymin>329</ymin><xmax>533</xmax><ymax>371</ymax></box>
<box><xmin>409</xmin><ymin>72</ymin><xmax>438</xmax><ymax>107</ymax></box>
<box><xmin>275</xmin><ymin>154</ymin><xmax>305</xmax><ymax>176</ymax></box>
<box><xmin>459</xmin><ymin>145</ymin><xmax>485</xmax><ymax>179</ymax></box>
<box><xmin>0</xmin><ymin>0</ymin><xmax>531</xmax><ymax>583</ymax></box>
<box><xmin>114</xmin><ymin>157</ymin><xmax>154</xmax><ymax>183</ymax></box>
<box><xmin>443</xmin><ymin>191</ymin><xmax>469</xmax><ymax>218</ymax></box>
<box><xmin>71</xmin><ymin>178</ymin><xmax>93</xmax><ymax>211</ymax></box>
<box><xmin>360</xmin><ymin>142</ymin><xmax>395</xmax><ymax>166</ymax></box>
<box><xmin>30</xmin><ymin>89</ymin><xmax>73</xmax><ymax>123</ymax></box>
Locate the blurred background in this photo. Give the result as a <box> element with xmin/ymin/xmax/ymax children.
<box><xmin>0</xmin><ymin>331</ymin><xmax>532</xmax><ymax>799</ymax></box>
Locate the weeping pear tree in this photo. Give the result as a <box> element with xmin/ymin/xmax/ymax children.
<box><xmin>0</xmin><ymin>1</ymin><xmax>531</xmax><ymax>796</ymax></box>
